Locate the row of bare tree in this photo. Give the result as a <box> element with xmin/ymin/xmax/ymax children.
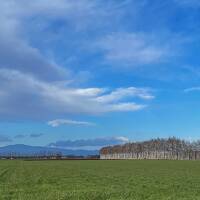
<box><xmin>100</xmin><ymin>137</ymin><xmax>200</xmax><ymax>160</ymax></box>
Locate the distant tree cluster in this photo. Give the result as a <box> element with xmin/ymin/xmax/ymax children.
<box><xmin>0</xmin><ymin>151</ymin><xmax>63</xmax><ymax>160</ymax></box>
<box><xmin>100</xmin><ymin>137</ymin><xmax>200</xmax><ymax>160</ymax></box>
<box><xmin>0</xmin><ymin>152</ymin><xmax>100</xmax><ymax>160</ymax></box>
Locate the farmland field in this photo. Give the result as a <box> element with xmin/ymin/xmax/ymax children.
<box><xmin>0</xmin><ymin>160</ymin><xmax>200</xmax><ymax>200</ymax></box>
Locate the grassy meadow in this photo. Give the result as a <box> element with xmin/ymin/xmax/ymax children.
<box><xmin>0</xmin><ymin>160</ymin><xmax>200</xmax><ymax>199</ymax></box>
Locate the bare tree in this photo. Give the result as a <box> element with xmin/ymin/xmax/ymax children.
<box><xmin>100</xmin><ymin>137</ymin><xmax>200</xmax><ymax>160</ymax></box>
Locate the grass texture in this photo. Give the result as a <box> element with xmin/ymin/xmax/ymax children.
<box><xmin>0</xmin><ymin>160</ymin><xmax>200</xmax><ymax>199</ymax></box>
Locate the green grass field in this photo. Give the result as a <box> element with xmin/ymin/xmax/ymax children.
<box><xmin>0</xmin><ymin>160</ymin><xmax>200</xmax><ymax>200</ymax></box>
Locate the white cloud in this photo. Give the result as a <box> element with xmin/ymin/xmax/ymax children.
<box><xmin>0</xmin><ymin>0</ymin><xmax>133</xmax><ymax>84</ymax></box>
<box><xmin>96</xmin><ymin>32</ymin><xmax>171</xmax><ymax>66</ymax></box>
<box><xmin>0</xmin><ymin>0</ymin><xmax>117</xmax><ymax>82</ymax></box>
<box><xmin>0</xmin><ymin>0</ymin><xmax>97</xmax><ymax>20</ymax></box>
<box><xmin>0</xmin><ymin>0</ymin><xmax>77</xmax><ymax>82</ymax></box>
<box><xmin>48</xmin><ymin>136</ymin><xmax>130</xmax><ymax>149</ymax></box>
<box><xmin>74</xmin><ymin>88</ymin><xmax>105</xmax><ymax>97</ymax></box>
<box><xmin>96</xmin><ymin>87</ymin><xmax>154</xmax><ymax>103</ymax></box>
<box><xmin>48</xmin><ymin>119</ymin><xmax>95</xmax><ymax>127</ymax></box>
<box><xmin>0</xmin><ymin>0</ymin><xmax>156</xmax><ymax>120</ymax></box>
<box><xmin>115</xmin><ymin>136</ymin><xmax>129</xmax><ymax>143</ymax></box>
<box><xmin>0</xmin><ymin>0</ymin><xmax>118</xmax><ymax>33</ymax></box>
<box><xmin>0</xmin><ymin>69</ymin><xmax>153</xmax><ymax>119</ymax></box>
<box><xmin>104</xmin><ymin>103</ymin><xmax>146</xmax><ymax>112</ymax></box>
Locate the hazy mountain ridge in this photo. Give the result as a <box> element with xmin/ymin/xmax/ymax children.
<box><xmin>0</xmin><ymin>144</ymin><xmax>99</xmax><ymax>156</ymax></box>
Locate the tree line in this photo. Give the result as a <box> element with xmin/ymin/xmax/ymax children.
<box><xmin>100</xmin><ymin>137</ymin><xmax>200</xmax><ymax>160</ymax></box>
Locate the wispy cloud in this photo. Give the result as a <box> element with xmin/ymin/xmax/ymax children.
<box><xmin>0</xmin><ymin>0</ymin><xmax>117</xmax><ymax>84</ymax></box>
<box><xmin>48</xmin><ymin>119</ymin><xmax>95</xmax><ymax>127</ymax></box>
<box><xmin>0</xmin><ymin>0</ymin><xmax>158</xmax><ymax>121</ymax></box>
<box><xmin>48</xmin><ymin>136</ymin><xmax>129</xmax><ymax>149</ymax></box>
<box><xmin>96</xmin><ymin>87</ymin><xmax>154</xmax><ymax>103</ymax></box>
<box><xmin>0</xmin><ymin>69</ymin><xmax>153</xmax><ymax>119</ymax></box>
<box><xmin>30</xmin><ymin>133</ymin><xmax>43</xmax><ymax>138</ymax></box>
<box><xmin>14</xmin><ymin>134</ymin><xmax>26</xmax><ymax>139</ymax></box>
<box><xmin>0</xmin><ymin>135</ymin><xmax>12</xmax><ymax>143</ymax></box>
<box><xmin>184</xmin><ymin>87</ymin><xmax>200</xmax><ymax>93</ymax></box>
<box><xmin>0</xmin><ymin>1</ymin><xmax>69</xmax><ymax>82</ymax></box>
<box><xmin>95</xmin><ymin>32</ymin><xmax>173</xmax><ymax>66</ymax></box>
<box><xmin>14</xmin><ymin>133</ymin><xmax>43</xmax><ymax>139</ymax></box>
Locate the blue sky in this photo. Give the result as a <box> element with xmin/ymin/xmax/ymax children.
<box><xmin>0</xmin><ymin>0</ymin><xmax>200</xmax><ymax>149</ymax></box>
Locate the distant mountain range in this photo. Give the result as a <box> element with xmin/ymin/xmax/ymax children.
<box><xmin>0</xmin><ymin>144</ymin><xmax>99</xmax><ymax>157</ymax></box>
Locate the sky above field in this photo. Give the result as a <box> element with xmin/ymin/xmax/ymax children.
<box><xmin>0</xmin><ymin>0</ymin><xmax>200</xmax><ymax>149</ymax></box>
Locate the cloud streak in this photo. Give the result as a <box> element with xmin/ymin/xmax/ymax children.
<box><xmin>0</xmin><ymin>0</ymin><xmax>71</xmax><ymax>82</ymax></box>
<box><xmin>0</xmin><ymin>69</ymin><xmax>153</xmax><ymax>119</ymax></box>
<box><xmin>96</xmin><ymin>32</ymin><xmax>172</xmax><ymax>66</ymax></box>
<box><xmin>96</xmin><ymin>87</ymin><xmax>154</xmax><ymax>103</ymax></box>
<box><xmin>184</xmin><ymin>87</ymin><xmax>200</xmax><ymax>93</ymax></box>
<box><xmin>14</xmin><ymin>133</ymin><xmax>43</xmax><ymax>139</ymax></box>
<box><xmin>48</xmin><ymin>136</ymin><xmax>129</xmax><ymax>149</ymax></box>
<box><xmin>14</xmin><ymin>134</ymin><xmax>26</xmax><ymax>139</ymax></box>
<box><xmin>30</xmin><ymin>133</ymin><xmax>44</xmax><ymax>138</ymax></box>
<box><xmin>0</xmin><ymin>135</ymin><xmax>12</xmax><ymax>143</ymax></box>
<box><xmin>48</xmin><ymin>119</ymin><xmax>95</xmax><ymax>127</ymax></box>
